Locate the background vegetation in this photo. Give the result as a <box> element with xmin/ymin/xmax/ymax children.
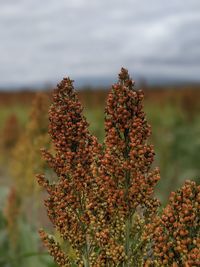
<box><xmin>0</xmin><ymin>85</ymin><xmax>200</xmax><ymax>266</ymax></box>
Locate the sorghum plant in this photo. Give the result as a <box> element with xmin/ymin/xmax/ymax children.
<box><xmin>38</xmin><ymin>77</ymin><xmax>101</xmax><ymax>266</ymax></box>
<box><xmin>38</xmin><ymin>68</ymin><xmax>160</xmax><ymax>266</ymax></box>
<box><xmin>12</xmin><ymin>92</ymin><xmax>50</xmax><ymax>197</ymax></box>
<box><xmin>85</xmin><ymin>69</ymin><xmax>160</xmax><ymax>266</ymax></box>
<box><xmin>0</xmin><ymin>114</ymin><xmax>20</xmax><ymax>162</ymax></box>
<box><xmin>4</xmin><ymin>187</ymin><xmax>21</xmax><ymax>254</ymax></box>
<box><xmin>144</xmin><ymin>180</ymin><xmax>200</xmax><ymax>267</ymax></box>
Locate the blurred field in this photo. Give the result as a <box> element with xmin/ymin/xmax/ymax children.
<box><xmin>0</xmin><ymin>85</ymin><xmax>200</xmax><ymax>266</ymax></box>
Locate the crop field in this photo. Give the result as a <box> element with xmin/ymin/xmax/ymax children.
<box><xmin>0</xmin><ymin>77</ymin><xmax>200</xmax><ymax>266</ymax></box>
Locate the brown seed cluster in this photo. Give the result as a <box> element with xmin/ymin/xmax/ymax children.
<box><xmin>38</xmin><ymin>68</ymin><xmax>199</xmax><ymax>266</ymax></box>
<box><xmin>103</xmin><ymin>68</ymin><xmax>160</xmax><ymax>216</ymax></box>
<box><xmin>145</xmin><ymin>180</ymin><xmax>200</xmax><ymax>266</ymax></box>
<box><xmin>86</xmin><ymin>68</ymin><xmax>160</xmax><ymax>265</ymax></box>
<box><xmin>37</xmin><ymin>78</ymin><xmax>101</xmax><ymax>266</ymax></box>
<box><xmin>39</xmin><ymin>230</ymin><xmax>70</xmax><ymax>267</ymax></box>
<box><xmin>38</xmin><ymin>69</ymin><xmax>160</xmax><ymax>266</ymax></box>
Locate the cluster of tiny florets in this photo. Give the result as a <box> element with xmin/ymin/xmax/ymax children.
<box><xmin>38</xmin><ymin>68</ymin><xmax>199</xmax><ymax>267</ymax></box>
<box><xmin>39</xmin><ymin>230</ymin><xmax>70</xmax><ymax>267</ymax></box>
<box><xmin>37</xmin><ymin>78</ymin><xmax>101</xmax><ymax>266</ymax></box>
<box><xmin>145</xmin><ymin>180</ymin><xmax>200</xmax><ymax>266</ymax></box>
<box><xmin>103</xmin><ymin>68</ymin><xmax>160</xmax><ymax>216</ymax></box>
<box><xmin>85</xmin><ymin>68</ymin><xmax>160</xmax><ymax>265</ymax></box>
<box><xmin>37</xmin><ymin>69</ymin><xmax>161</xmax><ymax>266</ymax></box>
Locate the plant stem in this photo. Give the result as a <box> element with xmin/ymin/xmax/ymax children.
<box><xmin>83</xmin><ymin>237</ymin><xmax>90</xmax><ymax>267</ymax></box>
<box><xmin>124</xmin><ymin>214</ymin><xmax>131</xmax><ymax>267</ymax></box>
<box><xmin>124</xmin><ymin>128</ymin><xmax>131</xmax><ymax>266</ymax></box>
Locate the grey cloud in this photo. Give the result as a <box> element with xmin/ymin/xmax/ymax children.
<box><xmin>0</xmin><ymin>0</ymin><xmax>200</xmax><ymax>87</ymax></box>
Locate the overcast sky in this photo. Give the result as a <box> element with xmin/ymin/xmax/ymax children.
<box><xmin>0</xmin><ymin>0</ymin><xmax>200</xmax><ymax>87</ymax></box>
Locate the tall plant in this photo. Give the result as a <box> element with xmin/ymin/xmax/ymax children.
<box><xmin>12</xmin><ymin>92</ymin><xmax>50</xmax><ymax>198</ymax></box>
<box><xmin>38</xmin><ymin>68</ymin><xmax>199</xmax><ymax>266</ymax></box>
<box><xmin>145</xmin><ymin>180</ymin><xmax>200</xmax><ymax>266</ymax></box>
<box><xmin>38</xmin><ymin>68</ymin><xmax>160</xmax><ymax>266</ymax></box>
<box><xmin>0</xmin><ymin>114</ymin><xmax>20</xmax><ymax>164</ymax></box>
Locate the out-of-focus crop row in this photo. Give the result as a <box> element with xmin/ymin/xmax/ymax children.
<box><xmin>0</xmin><ymin>77</ymin><xmax>199</xmax><ymax>266</ymax></box>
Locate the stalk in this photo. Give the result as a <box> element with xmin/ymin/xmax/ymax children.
<box><xmin>83</xmin><ymin>239</ymin><xmax>90</xmax><ymax>267</ymax></box>
<box><xmin>124</xmin><ymin>214</ymin><xmax>131</xmax><ymax>267</ymax></box>
<box><xmin>124</xmin><ymin>127</ymin><xmax>131</xmax><ymax>266</ymax></box>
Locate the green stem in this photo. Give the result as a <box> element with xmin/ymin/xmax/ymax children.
<box><xmin>124</xmin><ymin>214</ymin><xmax>131</xmax><ymax>267</ymax></box>
<box><xmin>124</xmin><ymin>128</ymin><xmax>131</xmax><ymax>266</ymax></box>
<box><xmin>76</xmin><ymin>192</ymin><xmax>90</xmax><ymax>267</ymax></box>
<box><xmin>83</xmin><ymin>238</ymin><xmax>90</xmax><ymax>267</ymax></box>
